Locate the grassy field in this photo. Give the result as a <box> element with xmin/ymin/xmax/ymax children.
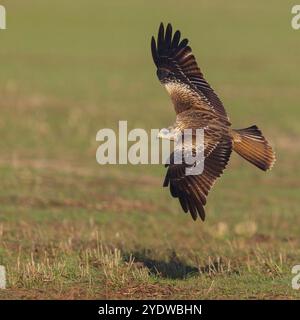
<box><xmin>0</xmin><ymin>0</ymin><xmax>300</xmax><ymax>299</ymax></box>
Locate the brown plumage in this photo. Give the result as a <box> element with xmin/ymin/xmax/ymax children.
<box><xmin>151</xmin><ymin>23</ymin><xmax>276</xmax><ymax>221</ymax></box>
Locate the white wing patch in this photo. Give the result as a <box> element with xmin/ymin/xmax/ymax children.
<box><xmin>164</xmin><ymin>81</ymin><xmax>212</xmax><ymax>114</ymax></box>
<box><xmin>164</xmin><ymin>82</ymin><xmax>190</xmax><ymax>95</ymax></box>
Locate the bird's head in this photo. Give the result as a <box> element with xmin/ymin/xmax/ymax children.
<box><xmin>156</xmin><ymin>67</ymin><xmax>176</xmax><ymax>84</ymax></box>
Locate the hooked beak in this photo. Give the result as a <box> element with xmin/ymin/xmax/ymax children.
<box><xmin>157</xmin><ymin>128</ymin><xmax>175</xmax><ymax>141</ymax></box>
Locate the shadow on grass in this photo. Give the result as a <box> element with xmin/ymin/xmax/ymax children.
<box><xmin>125</xmin><ymin>250</ymin><xmax>199</xmax><ymax>280</ymax></box>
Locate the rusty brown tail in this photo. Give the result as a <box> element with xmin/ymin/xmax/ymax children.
<box><xmin>232</xmin><ymin>125</ymin><xmax>276</xmax><ymax>171</ymax></box>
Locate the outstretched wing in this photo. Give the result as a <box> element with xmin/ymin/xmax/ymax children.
<box><xmin>163</xmin><ymin>137</ymin><xmax>232</xmax><ymax>221</ymax></box>
<box><xmin>151</xmin><ymin>23</ymin><xmax>228</xmax><ymax>119</ymax></box>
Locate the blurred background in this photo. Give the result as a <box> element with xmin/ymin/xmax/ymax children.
<box><xmin>0</xmin><ymin>0</ymin><xmax>299</xmax><ymax>299</ymax></box>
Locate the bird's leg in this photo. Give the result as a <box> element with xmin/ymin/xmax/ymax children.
<box><xmin>157</xmin><ymin>125</ymin><xmax>178</xmax><ymax>141</ymax></box>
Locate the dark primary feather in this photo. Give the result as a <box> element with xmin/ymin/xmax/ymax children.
<box><xmin>151</xmin><ymin>22</ymin><xmax>228</xmax><ymax>119</ymax></box>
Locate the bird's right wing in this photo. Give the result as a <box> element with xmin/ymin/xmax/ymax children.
<box><xmin>151</xmin><ymin>23</ymin><xmax>228</xmax><ymax>119</ymax></box>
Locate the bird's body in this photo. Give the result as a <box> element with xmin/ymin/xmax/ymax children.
<box><xmin>152</xmin><ymin>23</ymin><xmax>275</xmax><ymax>221</ymax></box>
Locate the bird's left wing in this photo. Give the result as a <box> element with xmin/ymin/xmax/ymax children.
<box><xmin>163</xmin><ymin>136</ymin><xmax>232</xmax><ymax>221</ymax></box>
<box><xmin>151</xmin><ymin>23</ymin><xmax>228</xmax><ymax>119</ymax></box>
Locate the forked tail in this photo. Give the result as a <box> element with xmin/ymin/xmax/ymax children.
<box><xmin>232</xmin><ymin>125</ymin><xmax>275</xmax><ymax>171</ymax></box>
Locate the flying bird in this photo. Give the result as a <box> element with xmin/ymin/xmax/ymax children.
<box><xmin>151</xmin><ymin>23</ymin><xmax>275</xmax><ymax>221</ymax></box>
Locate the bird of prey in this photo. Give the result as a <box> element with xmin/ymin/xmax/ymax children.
<box><xmin>151</xmin><ymin>23</ymin><xmax>275</xmax><ymax>221</ymax></box>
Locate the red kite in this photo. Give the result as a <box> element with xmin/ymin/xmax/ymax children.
<box><xmin>151</xmin><ymin>23</ymin><xmax>275</xmax><ymax>221</ymax></box>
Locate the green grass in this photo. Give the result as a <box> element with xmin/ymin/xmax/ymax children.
<box><xmin>0</xmin><ymin>0</ymin><xmax>300</xmax><ymax>299</ymax></box>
